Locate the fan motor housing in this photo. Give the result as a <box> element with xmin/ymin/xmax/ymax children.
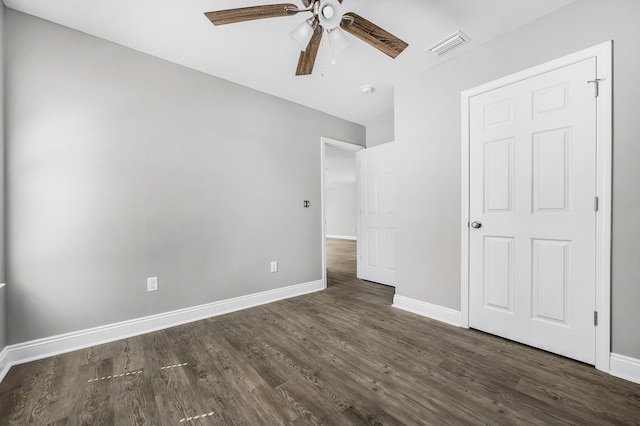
<box><xmin>318</xmin><ymin>0</ymin><xmax>342</xmax><ymax>29</ymax></box>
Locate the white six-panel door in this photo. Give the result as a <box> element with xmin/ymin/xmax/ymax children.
<box><xmin>469</xmin><ymin>58</ymin><xmax>597</xmax><ymax>364</ymax></box>
<box><xmin>357</xmin><ymin>143</ymin><xmax>397</xmax><ymax>286</ymax></box>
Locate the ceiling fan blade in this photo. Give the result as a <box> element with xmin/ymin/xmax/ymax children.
<box><xmin>340</xmin><ymin>12</ymin><xmax>408</xmax><ymax>59</ymax></box>
<box><xmin>205</xmin><ymin>4</ymin><xmax>298</xmax><ymax>26</ymax></box>
<box><xmin>296</xmin><ymin>28</ymin><xmax>323</xmax><ymax>76</ymax></box>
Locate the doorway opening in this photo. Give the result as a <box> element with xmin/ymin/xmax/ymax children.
<box><xmin>320</xmin><ymin>137</ymin><xmax>363</xmax><ymax>288</ymax></box>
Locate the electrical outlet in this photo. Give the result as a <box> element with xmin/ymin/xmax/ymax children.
<box><xmin>147</xmin><ymin>276</ymin><xmax>158</xmax><ymax>292</ymax></box>
<box><xmin>270</xmin><ymin>261</ymin><xmax>278</xmax><ymax>273</ymax></box>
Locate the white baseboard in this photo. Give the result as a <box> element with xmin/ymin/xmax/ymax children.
<box><xmin>0</xmin><ymin>280</ymin><xmax>323</xmax><ymax>383</ymax></box>
<box><xmin>0</xmin><ymin>347</ymin><xmax>8</xmax><ymax>383</ymax></box>
<box><xmin>392</xmin><ymin>294</ymin><xmax>462</xmax><ymax>327</ymax></box>
<box><xmin>609</xmin><ymin>353</ymin><xmax>640</xmax><ymax>385</ymax></box>
<box><xmin>326</xmin><ymin>234</ymin><xmax>357</xmax><ymax>241</ymax></box>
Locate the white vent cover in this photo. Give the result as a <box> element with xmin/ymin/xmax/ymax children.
<box><xmin>427</xmin><ymin>31</ymin><xmax>470</xmax><ymax>57</ymax></box>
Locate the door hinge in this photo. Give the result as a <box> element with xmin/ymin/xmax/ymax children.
<box><xmin>594</xmin><ymin>311</ymin><xmax>598</xmax><ymax>326</ymax></box>
<box><xmin>587</xmin><ymin>79</ymin><xmax>602</xmax><ymax>97</ymax></box>
<box><xmin>594</xmin><ymin>196</ymin><xmax>599</xmax><ymax>212</ymax></box>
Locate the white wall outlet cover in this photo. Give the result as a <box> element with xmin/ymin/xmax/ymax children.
<box><xmin>147</xmin><ymin>276</ymin><xmax>159</xmax><ymax>292</ymax></box>
<box><xmin>270</xmin><ymin>261</ymin><xmax>278</xmax><ymax>273</ymax></box>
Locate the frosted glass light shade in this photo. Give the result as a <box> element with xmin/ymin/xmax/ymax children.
<box><xmin>290</xmin><ymin>19</ymin><xmax>315</xmax><ymax>51</ymax></box>
<box><xmin>328</xmin><ymin>27</ymin><xmax>350</xmax><ymax>55</ymax></box>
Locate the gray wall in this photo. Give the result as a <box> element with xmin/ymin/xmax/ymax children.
<box><xmin>396</xmin><ymin>0</ymin><xmax>640</xmax><ymax>358</ymax></box>
<box><xmin>5</xmin><ymin>10</ymin><xmax>364</xmax><ymax>344</ymax></box>
<box><xmin>325</xmin><ymin>183</ymin><xmax>357</xmax><ymax>238</ymax></box>
<box><xmin>0</xmin><ymin>3</ymin><xmax>6</xmax><ymax>351</ymax></box>
<box><xmin>366</xmin><ymin>117</ymin><xmax>394</xmax><ymax>148</ymax></box>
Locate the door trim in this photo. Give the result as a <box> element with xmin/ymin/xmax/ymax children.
<box><xmin>320</xmin><ymin>137</ymin><xmax>364</xmax><ymax>289</ymax></box>
<box><xmin>460</xmin><ymin>41</ymin><xmax>612</xmax><ymax>372</ymax></box>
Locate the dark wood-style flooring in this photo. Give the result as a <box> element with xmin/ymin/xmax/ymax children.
<box><xmin>0</xmin><ymin>238</ymin><xmax>639</xmax><ymax>424</ymax></box>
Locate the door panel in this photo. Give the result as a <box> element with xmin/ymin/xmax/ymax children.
<box><xmin>484</xmin><ymin>138</ymin><xmax>514</xmax><ymax>212</ymax></box>
<box><xmin>533</xmin><ymin>128</ymin><xmax>572</xmax><ymax>212</ymax></box>
<box><xmin>532</xmin><ymin>239</ymin><xmax>570</xmax><ymax>324</ymax></box>
<box><xmin>365</xmin><ymin>176</ymin><xmax>378</xmax><ymax>215</ymax></box>
<box><xmin>366</xmin><ymin>228</ymin><xmax>379</xmax><ymax>267</ymax></box>
<box><xmin>469</xmin><ymin>58</ymin><xmax>597</xmax><ymax>364</ymax></box>
<box><xmin>357</xmin><ymin>143</ymin><xmax>397</xmax><ymax>286</ymax></box>
<box><xmin>483</xmin><ymin>236</ymin><xmax>514</xmax><ymax>312</ymax></box>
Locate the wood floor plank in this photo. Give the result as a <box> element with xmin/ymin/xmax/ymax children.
<box><xmin>227</xmin><ymin>305</ymin><xmax>489</xmax><ymax>424</ymax></box>
<box><xmin>78</xmin><ymin>383</ymin><xmax>115</xmax><ymax>425</ymax></box>
<box><xmin>1</xmin><ymin>237</ymin><xmax>639</xmax><ymax>425</ymax></box>
<box><xmin>217</xmin><ymin>312</ymin><xmax>409</xmax><ymax>424</ymax></box>
<box><xmin>4</xmin><ymin>358</ymin><xmax>58</xmax><ymax>424</ymax></box>
<box><xmin>272</xmin><ymin>307</ymin><xmax>509</xmax><ymax>424</ymax></box>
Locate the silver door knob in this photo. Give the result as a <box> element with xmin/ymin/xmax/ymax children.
<box><xmin>471</xmin><ymin>221</ymin><xmax>482</xmax><ymax>229</ymax></box>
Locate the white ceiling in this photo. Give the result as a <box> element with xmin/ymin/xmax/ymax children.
<box><xmin>4</xmin><ymin>0</ymin><xmax>574</xmax><ymax>126</ymax></box>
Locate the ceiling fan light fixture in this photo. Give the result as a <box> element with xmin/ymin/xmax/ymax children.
<box><xmin>290</xmin><ymin>18</ymin><xmax>316</xmax><ymax>51</ymax></box>
<box><xmin>328</xmin><ymin>27</ymin><xmax>350</xmax><ymax>57</ymax></box>
<box><xmin>204</xmin><ymin>1</ymin><xmax>410</xmax><ymax>76</ymax></box>
<box><xmin>318</xmin><ymin>0</ymin><xmax>342</xmax><ymax>30</ymax></box>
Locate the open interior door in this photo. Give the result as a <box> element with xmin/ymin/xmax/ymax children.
<box><xmin>357</xmin><ymin>142</ymin><xmax>397</xmax><ymax>286</ymax></box>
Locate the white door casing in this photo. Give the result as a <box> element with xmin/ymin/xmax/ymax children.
<box><xmin>461</xmin><ymin>42</ymin><xmax>612</xmax><ymax>371</ymax></box>
<box><xmin>357</xmin><ymin>142</ymin><xmax>397</xmax><ymax>286</ymax></box>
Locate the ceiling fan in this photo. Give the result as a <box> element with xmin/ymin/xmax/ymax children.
<box><xmin>204</xmin><ymin>0</ymin><xmax>409</xmax><ymax>76</ymax></box>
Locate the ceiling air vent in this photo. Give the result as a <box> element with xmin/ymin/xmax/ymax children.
<box><xmin>428</xmin><ymin>31</ymin><xmax>470</xmax><ymax>57</ymax></box>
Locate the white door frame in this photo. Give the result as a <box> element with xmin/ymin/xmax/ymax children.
<box><xmin>460</xmin><ymin>41</ymin><xmax>612</xmax><ymax>372</ymax></box>
<box><xmin>320</xmin><ymin>137</ymin><xmax>364</xmax><ymax>288</ymax></box>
